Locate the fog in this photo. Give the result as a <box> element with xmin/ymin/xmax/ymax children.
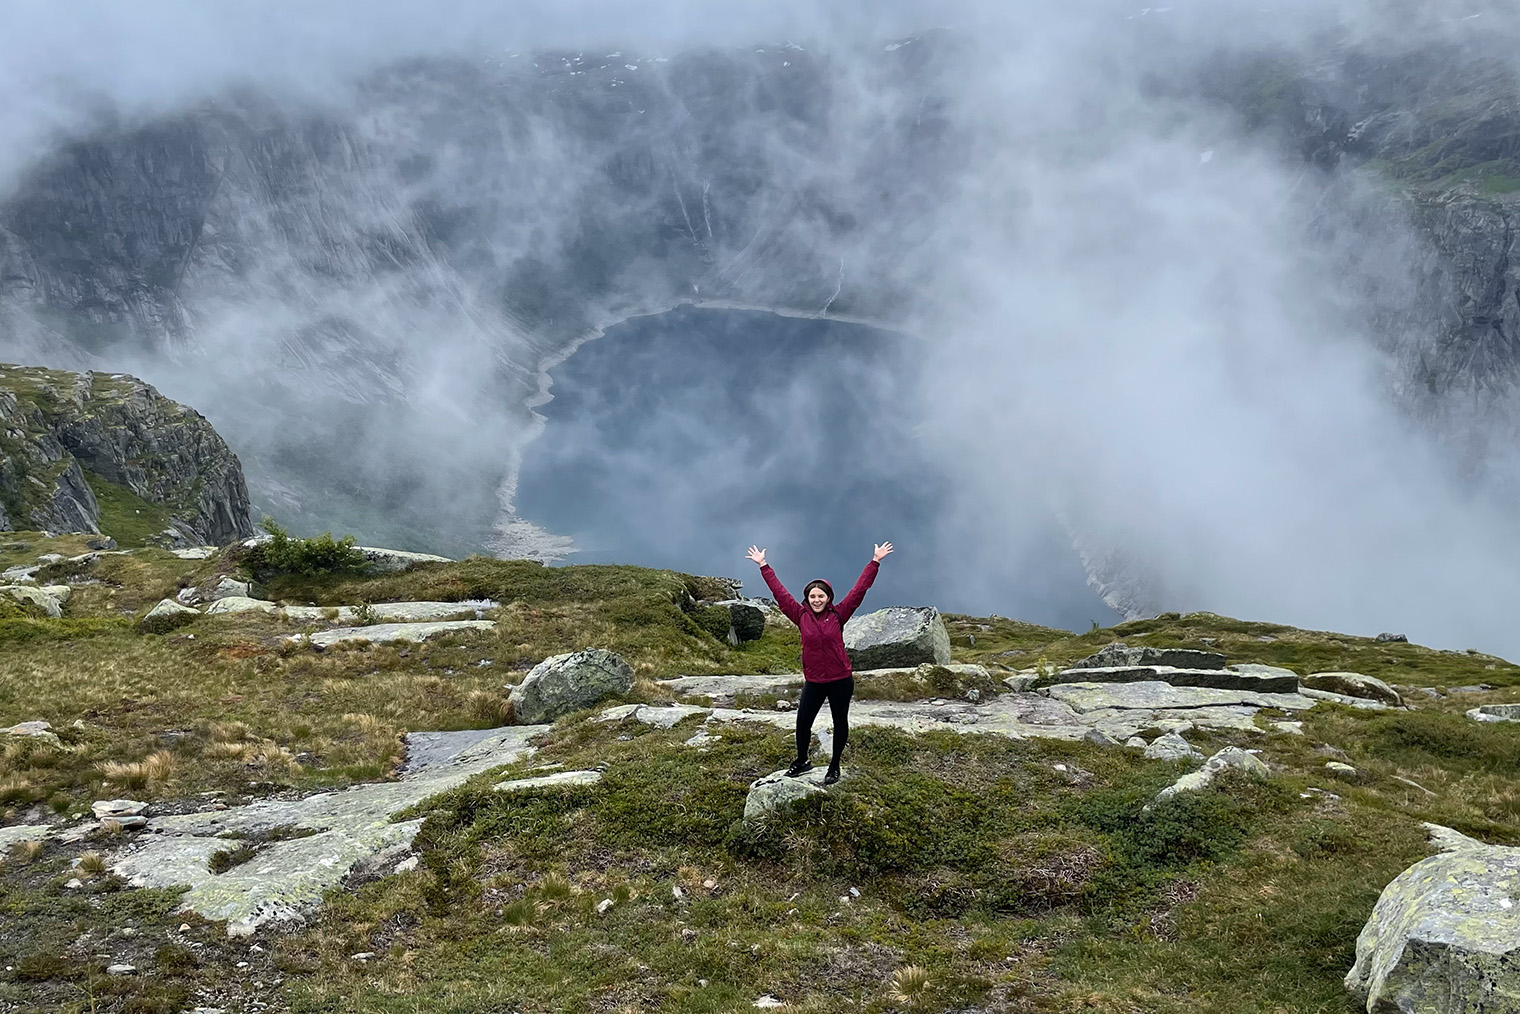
<box><xmin>2</xmin><ymin>0</ymin><xmax>1520</xmax><ymax>650</ymax></box>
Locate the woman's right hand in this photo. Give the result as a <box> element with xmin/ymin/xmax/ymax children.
<box><xmin>746</xmin><ymin>546</ymin><xmax>767</xmax><ymax>567</ymax></box>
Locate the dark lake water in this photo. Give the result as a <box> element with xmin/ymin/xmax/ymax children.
<box><xmin>516</xmin><ymin>306</ymin><xmax>1113</xmax><ymax>630</ymax></box>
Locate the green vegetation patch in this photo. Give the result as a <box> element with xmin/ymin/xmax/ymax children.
<box><xmin>83</xmin><ymin>471</ymin><xmax>175</xmax><ymax>548</ymax></box>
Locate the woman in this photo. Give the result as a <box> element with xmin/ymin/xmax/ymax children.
<box><xmin>745</xmin><ymin>541</ymin><xmax>894</xmax><ymax>784</ymax></box>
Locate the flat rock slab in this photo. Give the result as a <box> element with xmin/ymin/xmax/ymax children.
<box><xmin>305</xmin><ymin>620</ymin><xmax>495</xmax><ymax>648</ymax></box>
<box><xmin>0</xmin><ymin>824</ymin><xmax>54</xmax><ymax>849</ymax></box>
<box><xmin>1044</xmin><ymin>681</ymin><xmax>1315</xmax><ymax>715</ymax></box>
<box><xmin>494</xmin><ymin>770</ymin><xmax>602</xmax><ymax>792</ymax></box>
<box><xmin>658</xmin><ymin>674</ymin><xmax>805</xmax><ymax>699</ymax></box>
<box><xmin>1040</xmin><ymin>665</ymin><xmax>1298</xmax><ymax>694</ymax></box>
<box><xmin>1302</xmin><ymin>672</ymin><xmax>1403</xmax><ymax>706</ymax></box>
<box><xmin>205</xmin><ymin>596</ymin><xmax>279</xmax><ymax>616</ymax></box>
<box><xmin>1470</xmin><ymin>704</ymin><xmax>1520</xmax><ymax>723</ymax></box>
<box><xmin>598</xmin><ymin>703</ymin><xmax>709</xmax><ymax>728</ymax></box>
<box><xmin>1299</xmin><ymin>687</ymin><xmax>1392</xmax><ymax>710</ymax></box>
<box><xmin>109</xmin><ymin>724</ymin><xmax>547</xmax><ymax>937</ymax></box>
<box><xmin>357</xmin><ymin>547</ymin><xmax>453</xmax><ymax>574</ymax></box>
<box><xmin>283</xmin><ymin>600</ymin><xmax>497</xmax><ymax>624</ymax></box>
<box><xmin>171</xmin><ymin>547</ymin><xmax>218</xmax><ymax>560</ymax></box>
<box><xmin>1346</xmin><ymin>838</ymin><xmax>1520</xmax><ymax>1012</ymax></box>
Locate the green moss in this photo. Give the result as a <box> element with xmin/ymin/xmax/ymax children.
<box><xmin>84</xmin><ymin>471</ymin><xmax>175</xmax><ymax>548</ymax></box>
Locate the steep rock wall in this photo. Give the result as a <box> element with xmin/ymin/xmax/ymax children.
<box><xmin>0</xmin><ymin>364</ymin><xmax>254</xmax><ymax>543</ymax></box>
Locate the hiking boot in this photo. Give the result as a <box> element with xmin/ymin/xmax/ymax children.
<box><xmin>823</xmin><ymin>765</ymin><xmax>841</xmax><ymax>785</ymax></box>
<box><xmin>785</xmin><ymin>759</ymin><xmax>814</xmax><ymax>778</ymax></box>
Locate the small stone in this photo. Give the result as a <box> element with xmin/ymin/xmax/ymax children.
<box><xmin>179</xmin><ymin>923</ymin><xmax>192</xmax><ymax>932</ymax></box>
<box><xmin>1144</xmin><ymin>732</ymin><xmax>1204</xmax><ymax>763</ymax></box>
<box><xmin>596</xmin><ymin>898</ymin><xmax>614</xmax><ymax>914</ymax></box>
<box><xmin>1124</xmin><ymin>736</ymin><xmax>1147</xmax><ymax>748</ymax></box>
<box><xmin>92</xmin><ymin>799</ymin><xmax>148</xmax><ymax>819</ymax></box>
<box><xmin>672</xmin><ymin>884</ymin><xmax>684</xmax><ymax>899</ymax></box>
<box><xmin>105</xmin><ymin>963</ymin><xmax>136</xmax><ymax>975</ymax></box>
<box><xmin>774</xmin><ymin>699</ymin><xmax>793</xmax><ymax>711</ymax></box>
<box><xmin>64</xmin><ymin>878</ymin><xmax>83</xmax><ymax>889</ymax></box>
<box><xmin>393</xmin><ymin>856</ymin><xmax>419</xmax><ymax>874</ymax></box>
<box><xmin>1325</xmin><ymin>761</ymin><xmax>1360</xmax><ymax>778</ymax></box>
<box><xmin>702</xmin><ymin>878</ymin><xmax>718</xmax><ymax>890</ymax></box>
<box><xmin>848</xmin><ymin>886</ymin><xmax>860</xmax><ymax>897</ymax></box>
<box><xmin>351</xmin><ymin>952</ymin><xmax>376</xmax><ymax>961</ymax></box>
<box><xmin>1083</xmin><ymin>728</ymin><xmax>1121</xmax><ymax>747</ymax></box>
<box><xmin>964</xmin><ymin>688</ymin><xmax>981</xmax><ymax>703</ymax></box>
<box><xmin>754</xmin><ymin>996</ymin><xmax>786</xmax><ymax>1008</ymax></box>
<box><xmin>236</xmin><ymin>961</ymin><xmax>249</xmax><ymax>969</ymax></box>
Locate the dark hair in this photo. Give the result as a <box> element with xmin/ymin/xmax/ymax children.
<box><xmin>802</xmin><ymin>579</ymin><xmax>834</xmax><ymax>610</ymax></box>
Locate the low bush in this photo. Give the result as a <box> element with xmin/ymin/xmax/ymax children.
<box><xmin>244</xmin><ymin>518</ymin><xmax>367</xmax><ymax>578</ymax></box>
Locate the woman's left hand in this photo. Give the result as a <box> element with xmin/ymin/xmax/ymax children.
<box><xmin>873</xmin><ymin>541</ymin><xmax>894</xmax><ymax>562</ymax></box>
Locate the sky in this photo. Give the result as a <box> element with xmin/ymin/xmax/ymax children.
<box><xmin>3</xmin><ymin>0</ymin><xmax>1520</xmax><ymax>650</ymax></box>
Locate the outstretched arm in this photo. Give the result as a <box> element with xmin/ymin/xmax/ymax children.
<box><xmin>835</xmin><ymin>543</ymin><xmax>893</xmax><ymax>622</ymax></box>
<box><xmin>748</xmin><ymin>545</ymin><xmax>802</xmax><ymax>624</ymax></box>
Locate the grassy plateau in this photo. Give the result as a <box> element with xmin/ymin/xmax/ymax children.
<box><xmin>1</xmin><ymin>530</ymin><xmax>1518</xmax><ymax>1013</ymax></box>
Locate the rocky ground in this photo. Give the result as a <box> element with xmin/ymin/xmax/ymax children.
<box><xmin>2</xmin><ymin>530</ymin><xmax>1520</xmax><ymax>1012</ymax></box>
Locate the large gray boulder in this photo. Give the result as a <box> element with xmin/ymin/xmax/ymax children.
<box><xmin>139</xmin><ymin>598</ymin><xmax>199</xmax><ymax>633</ymax></box>
<box><xmin>0</xmin><ymin>584</ymin><xmax>62</xmax><ymax>618</ymax></box>
<box><xmin>509</xmin><ymin>648</ymin><xmax>635</xmax><ymax>724</ymax></box>
<box><xmin>1346</xmin><ymin>829</ymin><xmax>1520</xmax><ymax>1013</ymax></box>
<box><xmin>844</xmin><ymin>607</ymin><xmax>951</xmax><ymax>670</ymax></box>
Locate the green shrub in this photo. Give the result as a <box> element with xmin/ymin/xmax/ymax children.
<box><xmin>691</xmin><ymin>604</ymin><xmax>733</xmax><ymax>640</ymax></box>
<box><xmin>245</xmin><ymin>518</ymin><xmax>367</xmax><ymax>578</ymax></box>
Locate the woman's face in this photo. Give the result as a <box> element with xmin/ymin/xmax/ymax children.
<box><xmin>807</xmin><ymin>587</ymin><xmax>829</xmax><ymax>613</ymax></box>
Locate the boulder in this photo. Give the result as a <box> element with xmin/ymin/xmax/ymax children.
<box><xmin>1156</xmin><ymin>746</ymin><xmax>1269</xmax><ymax>800</ymax></box>
<box><xmin>1346</xmin><ymin>833</ymin><xmax>1520</xmax><ymax>1013</ymax></box>
<box><xmin>205</xmin><ymin>595</ymin><xmax>278</xmax><ymax>616</ymax></box>
<box><xmin>509</xmin><ymin>648</ymin><xmax>635</xmax><ymax>724</ymax></box>
<box><xmin>1375</xmin><ymin>632</ymin><xmax>1409</xmax><ymax>643</ymax></box>
<box><xmin>40</xmin><ymin>584</ymin><xmax>71</xmax><ymax>606</ymax></box>
<box><xmin>356</xmin><ymin>546</ymin><xmax>453</xmax><ymax>574</ymax></box>
<box><xmin>84</xmin><ymin>536</ymin><xmax>116</xmax><ymax>551</ymax></box>
<box><xmin>1083</xmin><ymin>728</ymin><xmax>1122</xmax><ymax>747</ymax></box>
<box><xmin>0</xmin><ymin>584</ymin><xmax>62</xmax><ymax>618</ymax></box>
<box><xmin>1302</xmin><ymin>672</ymin><xmax>1403</xmax><ymax>707</ymax></box>
<box><xmin>1325</xmin><ymin>761</ymin><xmax>1360</xmax><ymax>779</ymax></box>
<box><xmin>717</xmin><ymin>600</ymin><xmax>767</xmax><ymax>643</ymax></box>
<box><xmin>1070</xmin><ymin>642</ymin><xmax>1227</xmax><ymax>671</ymax></box>
<box><xmin>744</xmin><ymin>766</ymin><xmax>838</xmax><ymax>822</ymax></box>
<box><xmin>139</xmin><ymin>598</ymin><xmax>199</xmax><ymax>633</ymax></box>
<box><xmin>1</xmin><ymin>720</ymin><xmax>61</xmax><ymax>746</ymax></box>
<box><xmin>210</xmin><ymin>576</ymin><xmax>252</xmax><ymax>600</ymax></box>
<box><xmin>843</xmin><ymin>607</ymin><xmax>951</xmax><ymax>669</ymax></box>
<box><xmin>1143</xmin><ymin>732</ymin><xmax>1204</xmax><ymax>763</ymax></box>
<box><xmin>1002</xmin><ymin>673</ymin><xmax>1040</xmax><ymax>692</ymax></box>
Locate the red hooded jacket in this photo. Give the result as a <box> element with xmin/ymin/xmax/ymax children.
<box><xmin>760</xmin><ymin>560</ymin><xmax>879</xmax><ymax>683</ymax></box>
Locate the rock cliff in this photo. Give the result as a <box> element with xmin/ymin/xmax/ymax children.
<box><xmin>0</xmin><ymin>363</ymin><xmax>254</xmax><ymax>543</ymax></box>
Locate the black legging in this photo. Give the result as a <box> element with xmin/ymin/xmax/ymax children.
<box><xmin>795</xmin><ymin>677</ymin><xmax>853</xmax><ymax>768</ymax></box>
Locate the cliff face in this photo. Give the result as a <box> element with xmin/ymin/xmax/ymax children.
<box><xmin>0</xmin><ymin>364</ymin><xmax>254</xmax><ymax>543</ymax></box>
